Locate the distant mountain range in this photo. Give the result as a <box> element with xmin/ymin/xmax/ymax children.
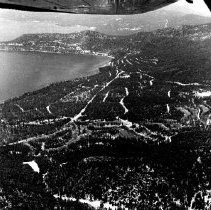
<box><xmin>1</xmin><ymin>22</ymin><xmax>211</xmax><ymax>57</ymax></box>
<box><xmin>0</xmin><ymin>8</ymin><xmax>211</xmax><ymax>40</ymax></box>
<box><xmin>95</xmin><ymin>12</ymin><xmax>211</xmax><ymax>35</ymax></box>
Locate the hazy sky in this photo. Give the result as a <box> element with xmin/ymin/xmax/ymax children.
<box><xmin>0</xmin><ymin>0</ymin><xmax>210</xmax><ymax>41</ymax></box>
<box><xmin>165</xmin><ymin>0</ymin><xmax>211</xmax><ymax>16</ymax></box>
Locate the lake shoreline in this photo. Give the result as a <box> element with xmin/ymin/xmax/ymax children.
<box><xmin>0</xmin><ymin>51</ymin><xmax>112</xmax><ymax>104</ymax></box>
<box><xmin>0</xmin><ymin>49</ymin><xmax>115</xmax><ymax>59</ymax></box>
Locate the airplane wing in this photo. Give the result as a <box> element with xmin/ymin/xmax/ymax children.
<box><xmin>0</xmin><ymin>0</ymin><xmax>180</xmax><ymax>14</ymax></box>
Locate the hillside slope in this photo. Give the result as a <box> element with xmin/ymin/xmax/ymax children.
<box><xmin>1</xmin><ymin>23</ymin><xmax>211</xmax><ymax>209</ymax></box>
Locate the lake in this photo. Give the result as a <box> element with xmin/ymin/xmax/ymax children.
<box><xmin>0</xmin><ymin>51</ymin><xmax>110</xmax><ymax>103</ymax></box>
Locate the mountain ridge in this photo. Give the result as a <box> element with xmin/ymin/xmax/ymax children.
<box><xmin>0</xmin><ymin>9</ymin><xmax>211</xmax><ymax>41</ymax></box>
<box><xmin>1</xmin><ymin>22</ymin><xmax>211</xmax><ymax>58</ymax></box>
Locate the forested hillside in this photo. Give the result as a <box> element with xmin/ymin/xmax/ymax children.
<box><xmin>1</xmin><ymin>23</ymin><xmax>211</xmax><ymax>209</ymax></box>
